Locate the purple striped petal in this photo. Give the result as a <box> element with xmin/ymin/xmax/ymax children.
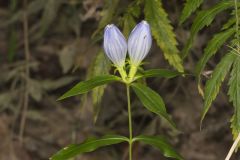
<box><xmin>103</xmin><ymin>24</ymin><xmax>127</xmax><ymax>67</ymax></box>
<box><xmin>128</xmin><ymin>21</ymin><xmax>152</xmax><ymax>65</ymax></box>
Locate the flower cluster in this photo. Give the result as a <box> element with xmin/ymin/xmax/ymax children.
<box><xmin>103</xmin><ymin>20</ymin><xmax>152</xmax><ymax>82</ymax></box>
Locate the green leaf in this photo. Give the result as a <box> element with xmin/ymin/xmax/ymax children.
<box><xmin>180</xmin><ymin>0</ymin><xmax>204</xmax><ymax>24</ymax></box>
<box><xmin>58</xmin><ymin>75</ymin><xmax>121</xmax><ymax>100</ymax></box>
<box><xmin>131</xmin><ymin>83</ymin><xmax>176</xmax><ymax>129</ymax></box>
<box><xmin>137</xmin><ymin>69</ymin><xmax>182</xmax><ymax>79</ymax></box>
<box><xmin>133</xmin><ymin>135</ymin><xmax>183</xmax><ymax>160</ymax></box>
<box><xmin>182</xmin><ymin>0</ymin><xmax>234</xmax><ymax>58</ymax></box>
<box><xmin>87</xmin><ymin>51</ymin><xmax>111</xmax><ymax>121</ymax></box>
<box><xmin>195</xmin><ymin>28</ymin><xmax>235</xmax><ymax>79</ymax></box>
<box><xmin>50</xmin><ymin>135</ymin><xmax>129</xmax><ymax>160</ymax></box>
<box><xmin>228</xmin><ymin>56</ymin><xmax>240</xmax><ymax>131</ymax></box>
<box><xmin>201</xmin><ymin>53</ymin><xmax>235</xmax><ymax>124</ymax></box>
<box><xmin>144</xmin><ymin>0</ymin><xmax>184</xmax><ymax>72</ymax></box>
<box><xmin>222</xmin><ymin>17</ymin><xmax>236</xmax><ymax>30</ymax></box>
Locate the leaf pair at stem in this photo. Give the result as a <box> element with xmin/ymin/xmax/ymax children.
<box><xmin>50</xmin><ymin>135</ymin><xmax>183</xmax><ymax>160</ymax></box>
<box><xmin>53</xmin><ymin>69</ymin><xmax>183</xmax><ymax>160</ymax></box>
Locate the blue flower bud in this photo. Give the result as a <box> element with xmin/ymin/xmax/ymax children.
<box><xmin>103</xmin><ymin>24</ymin><xmax>127</xmax><ymax>67</ymax></box>
<box><xmin>128</xmin><ymin>21</ymin><xmax>152</xmax><ymax>65</ymax></box>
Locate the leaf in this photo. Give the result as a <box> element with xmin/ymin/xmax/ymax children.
<box><xmin>144</xmin><ymin>0</ymin><xmax>184</xmax><ymax>72</ymax></box>
<box><xmin>131</xmin><ymin>83</ymin><xmax>176</xmax><ymax>129</ymax></box>
<box><xmin>92</xmin><ymin>0</ymin><xmax>119</xmax><ymax>38</ymax></box>
<box><xmin>201</xmin><ymin>53</ymin><xmax>235</xmax><ymax>124</ymax></box>
<box><xmin>195</xmin><ymin>28</ymin><xmax>235</xmax><ymax>79</ymax></box>
<box><xmin>50</xmin><ymin>135</ymin><xmax>129</xmax><ymax>160</ymax></box>
<box><xmin>58</xmin><ymin>75</ymin><xmax>121</xmax><ymax>100</ymax></box>
<box><xmin>133</xmin><ymin>135</ymin><xmax>183</xmax><ymax>160</ymax></box>
<box><xmin>87</xmin><ymin>50</ymin><xmax>111</xmax><ymax>121</ymax></box>
<box><xmin>222</xmin><ymin>17</ymin><xmax>236</xmax><ymax>30</ymax></box>
<box><xmin>228</xmin><ymin>56</ymin><xmax>240</xmax><ymax>131</ymax></box>
<box><xmin>182</xmin><ymin>0</ymin><xmax>234</xmax><ymax>58</ymax></box>
<box><xmin>137</xmin><ymin>69</ymin><xmax>182</xmax><ymax>79</ymax></box>
<box><xmin>180</xmin><ymin>0</ymin><xmax>204</xmax><ymax>24</ymax></box>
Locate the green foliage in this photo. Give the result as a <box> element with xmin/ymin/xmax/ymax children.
<box><xmin>228</xmin><ymin>56</ymin><xmax>240</xmax><ymax>132</ymax></box>
<box><xmin>50</xmin><ymin>135</ymin><xmax>129</xmax><ymax>160</ymax></box>
<box><xmin>144</xmin><ymin>0</ymin><xmax>184</xmax><ymax>72</ymax></box>
<box><xmin>138</xmin><ymin>69</ymin><xmax>182</xmax><ymax>79</ymax></box>
<box><xmin>182</xmin><ymin>0</ymin><xmax>234</xmax><ymax>58</ymax></box>
<box><xmin>201</xmin><ymin>53</ymin><xmax>236</xmax><ymax>124</ymax></box>
<box><xmin>180</xmin><ymin>0</ymin><xmax>204</xmax><ymax>24</ymax></box>
<box><xmin>131</xmin><ymin>83</ymin><xmax>176</xmax><ymax>129</ymax></box>
<box><xmin>133</xmin><ymin>135</ymin><xmax>183</xmax><ymax>160</ymax></box>
<box><xmin>181</xmin><ymin>0</ymin><xmax>240</xmax><ymax>152</ymax></box>
<box><xmin>195</xmin><ymin>28</ymin><xmax>235</xmax><ymax>79</ymax></box>
<box><xmin>58</xmin><ymin>75</ymin><xmax>121</xmax><ymax>100</ymax></box>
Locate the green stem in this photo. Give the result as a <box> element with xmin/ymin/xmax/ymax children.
<box><xmin>128</xmin><ymin>64</ymin><xmax>138</xmax><ymax>82</ymax></box>
<box><xmin>126</xmin><ymin>85</ymin><xmax>133</xmax><ymax>160</ymax></box>
<box><xmin>118</xmin><ymin>66</ymin><xmax>127</xmax><ymax>81</ymax></box>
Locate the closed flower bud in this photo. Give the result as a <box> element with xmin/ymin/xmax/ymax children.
<box><xmin>128</xmin><ymin>21</ymin><xmax>152</xmax><ymax>65</ymax></box>
<box><xmin>103</xmin><ymin>24</ymin><xmax>127</xmax><ymax>67</ymax></box>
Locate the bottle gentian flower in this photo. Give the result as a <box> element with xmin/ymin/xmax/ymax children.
<box><xmin>128</xmin><ymin>21</ymin><xmax>152</xmax><ymax>79</ymax></box>
<box><xmin>103</xmin><ymin>24</ymin><xmax>127</xmax><ymax>79</ymax></box>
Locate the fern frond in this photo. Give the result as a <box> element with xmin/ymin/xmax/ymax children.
<box><xmin>144</xmin><ymin>0</ymin><xmax>184</xmax><ymax>72</ymax></box>
<box><xmin>195</xmin><ymin>28</ymin><xmax>235</xmax><ymax>79</ymax></box>
<box><xmin>201</xmin><ymin>53</ymin><xmax>236</xmax><ymax>124</ymax></box>
<box><xmin>180</xmin><ymin>0</ymin><xmax>204</xmax><ymax>24</ymax></box>
<box><xmin>228</xmin><ymin>56</ymin><xmax>240</xmax><ymax>132</ymax></box>
<box><xmin>182</xmin><ymin>0</ymin><xmax>234</xmax><ymax>59</ymax></box>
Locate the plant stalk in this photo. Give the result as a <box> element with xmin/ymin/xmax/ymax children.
<box><xmin>126</xmin><ymin>85</ymin><xmax>133</xmax><ymax>160</ymax></box>
<box><xmin>225</xmin><ymin>132</ymin><xmax>240</xmax><ymax>160</ymax></box>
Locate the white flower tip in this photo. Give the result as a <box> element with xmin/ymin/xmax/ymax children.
<box><xmin>141</xmin><ymin>20</ymin><xmax>149</xmax><ymax>25</ymax></box>
<box><xmin>105</xmin><ymin>24</ymin><xmax>115</xmax><ymax>29</ymax></box>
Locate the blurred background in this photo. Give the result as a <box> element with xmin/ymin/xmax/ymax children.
<box><xmin>0</xmin><ymin>0</ymin><xmax>238</xmax><ymax>160</ymax></box>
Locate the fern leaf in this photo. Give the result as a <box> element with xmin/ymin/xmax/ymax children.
<box><xmin>144</xmin><ymin>0</ymin><xmax>184</xmax><ymax>72</ymax></box>
<box><xmin>222</xmin><ymin>17</ymin><xmax>236</xmax><ymax>30</ymax></box>
<box><xmin>182</xmin><ymin>0</ymin><xmax>234</xmax><ymax>59</ymax></box>
<box><xmin>180</xmin><ymin>0</ymin><xmax>204</xmax><ymax>24</ymax></box>
<box><xmin>228</xmin><ymin>56</ymin><xmax>240</xmax><ymax>132</ymax></box>
<box><xmin>201</xmin><ymin>53</ymin><xmax>235</xmax><ymax>124</ymax></box>
<box><xmin>195</xmin><ymin>28</ymin><xmax>235</xmax><ymax>78</ymax></box>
